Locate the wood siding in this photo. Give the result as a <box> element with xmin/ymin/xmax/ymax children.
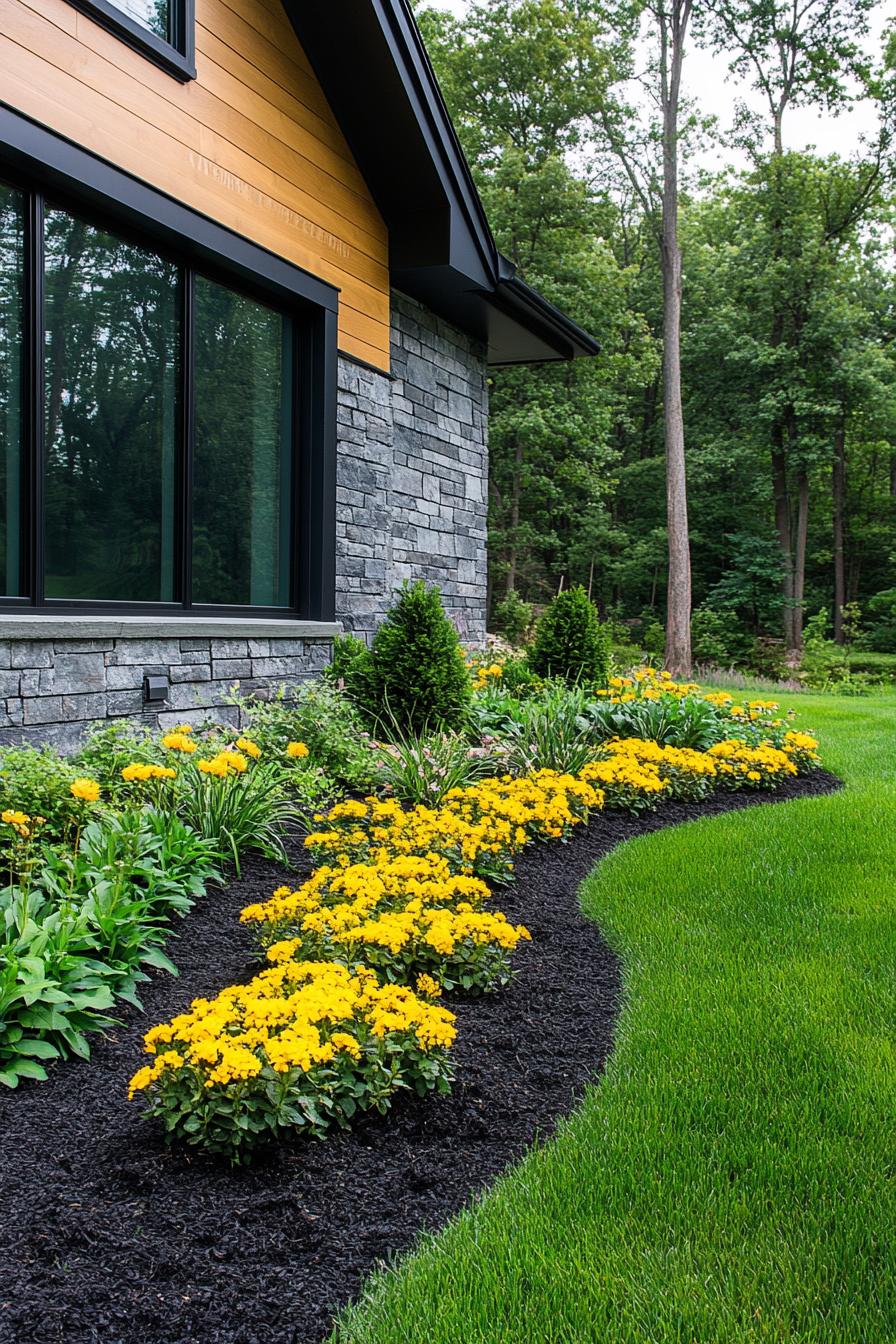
<box><xmin>0</xmin><ymin>0</ymin><xmax>391</xmax><ymax>368</ymax></box>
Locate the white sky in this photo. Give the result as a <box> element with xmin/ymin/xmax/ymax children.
<box><xmin>431</xmin><ymin>0</ymin><xmax>896</xmax><ymax>172</ymax></box>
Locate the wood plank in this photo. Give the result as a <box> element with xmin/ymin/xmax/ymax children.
<box><xmin>1</xmin><ymin>0</ymin><xmax>392</xmax><ymax>369</ymax></box>
<box><xmin>7</xmin><ymin>4</ymin><xmax>387</xmax><ymax>260</ymax></box>
<box><xmin>0</xmin><ymin>43</ymin><xmax>391</xmax><ymax>359</ymax></box>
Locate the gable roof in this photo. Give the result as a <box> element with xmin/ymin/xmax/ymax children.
<box><xmin>280</xmin><ymin>0</ymin><xmax>599</xmax><ymax>365</ymax></box>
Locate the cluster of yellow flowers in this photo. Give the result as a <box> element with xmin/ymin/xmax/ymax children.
<box><xmin>305</xmin><ymin>769</ymin><xmax>603</xmax><ymax>883</ymax></box>
<box><xmin>70</xmin><ymin>777</ymin><xmax>101</xmax><ymax>803</ymax></box>
<box><xmin>0</xmin><ymin>807</ymin><xmax>44</xmax><ymax>839</ymax></box>
<box><xmin>128</xmin><ymin>957</ymin><xmax>457</xmax><ymax>1160</ymax></box>
<box><xmin>121</xmin><ymin>762</ymin><xmax>177</xmax><ymax>783</ymax></box>
<box><xmin>707</xmin><ymin>739</ymin><xmax>799</xmax><ymax>787</ymax></box>
<box><xmin>241</xmin><ymin>851</ymin><xmax>530</xmax><ymax>992</ymax></box>
<box><xmin>472</xmin><ymin>661</ymin><xmax>504</xmax><ymax>692</ymax></box>
<box><xmin>161</xmin><ymin>729</ymin><xmax>197</xmax><ymax>754</ymax></box>
<box><xmin>196</xmin><ymin>749</ymin><xmax>249</xmax><ymax>778</ymax></box>
<box><xmin>596</xmin><ymin>667</ymin><xmax>701</xmax><ymax>702</ymax></box>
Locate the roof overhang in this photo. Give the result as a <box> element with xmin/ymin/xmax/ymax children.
<box><xmin>280</xmin><ymin>0</ymin><xmax>599</xmax><ymax>365</ymax></box>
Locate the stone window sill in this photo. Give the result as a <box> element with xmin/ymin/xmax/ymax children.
<box><xmin>0</xmin><ymin>615</ymin><xmax>342</xmax><ymax>641</ymax></box>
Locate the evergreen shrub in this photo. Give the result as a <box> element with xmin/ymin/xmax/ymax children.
<box><xmin>528</xmin><ymin>586</ymin><xmax>609</xmax><ymax>686</ymax></box>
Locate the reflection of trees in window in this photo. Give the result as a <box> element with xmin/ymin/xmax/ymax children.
<box><xmin>0</xmin><ymin>185</ymin><xmax>23</xmax><ymax>596</ymax></box>
<box><xmin>193</xmin><ymin>277</ymin><xmax>292</xmax><ymax>607</ymax></box>
<box><xmin>44</xmin><ymin>210</ymin><xmax>179</xmax><ymax>601</ymax></box>
<box><xmin>115</xmin><ymin>0</ymin><xmax>170</xmax><ymax>41</ymax></box>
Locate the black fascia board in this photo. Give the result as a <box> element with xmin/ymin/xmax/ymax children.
<box><xmin>281</xmin><ymin>0</ymin><xmax>599</xmax><ymax>363</ymax></box>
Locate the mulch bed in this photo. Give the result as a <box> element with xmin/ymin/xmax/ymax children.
<box><xmin>0</xmin><ymin>770</ymin><xmax>839</xmax><ymax>1344</ymax></box>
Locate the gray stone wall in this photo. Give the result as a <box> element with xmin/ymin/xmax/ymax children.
<box><xmin>0</xmin><ymin>290</ymin><xmax>489</xmax><ymax>750</ymax></box>
<box><xmin>336</xmin><ymin>290</ymin><xmax>489</xmax><ymax>640</ymax></box>
<box><xmin>0</xmin><ymin>636</ymin><xmax>332</xmax><ymax>753</ymax></box>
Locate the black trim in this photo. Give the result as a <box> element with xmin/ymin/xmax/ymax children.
<box><xmin>63</xmin><ymin>0</ymin><xmax>197</xmax><ymax>82</ymax></box>
<box><xmin>282</xmin><ymin>0</ymin><xmax>599</xmax><ymax>364</ymax></box>
<box><xmin>0</xmin><ymin>109</ymin><xmax>339</xmax><ymax>622</ymax></box>
<box><xmin>0</xmin><ymin>107</ymin><xmax>338</xmax><ymax>315</ymax></box>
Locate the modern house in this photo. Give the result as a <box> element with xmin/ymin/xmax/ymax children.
<box><xmin>0</xmin><ymin>0</ymin><xmax>597</xmax><ymax>748</ymax></box>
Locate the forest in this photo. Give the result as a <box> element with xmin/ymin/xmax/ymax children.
<box><xmin>414</xmin><ymin>0</ymin><xmax>896</xmax><ymax>677</ymax></box>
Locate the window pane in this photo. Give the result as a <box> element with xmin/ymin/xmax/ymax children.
<box><xmin>114</xmin><ymin>0</ymin><xmax>170</xmax><ymax>41</ymax></box>
<box><xmin>0</xmin><ymin>184</ymin><xmax>23</xmax><ymax>596</ymax></box>
<box><xmin>44</xmin><ymin>209</ymin><xmax>179</xmax><ymax>602</ymax></box>
<box><xmin>193</xmin><ymin>276</ymin><xmax>293</xmax><ymax>607</ymax></box>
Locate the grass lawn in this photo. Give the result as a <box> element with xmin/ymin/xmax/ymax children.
<box><xmin>332</xmin><ymin>690</ymin><xmax>896</xmax><ymax>1343</ymax></box>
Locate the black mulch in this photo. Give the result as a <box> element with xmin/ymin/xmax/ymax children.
<box><xmin>0</xmin><ymin>770</ymin><xmax>839</xmax><ymax>1344</ymax></box>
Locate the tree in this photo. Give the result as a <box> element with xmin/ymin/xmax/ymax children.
<box><xmin>698</xmin><ymin>0</ymin><xmax>892</xmax><ymax>654</ymax></box>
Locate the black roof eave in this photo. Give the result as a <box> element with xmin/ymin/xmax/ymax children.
<box><xmin>280</xmin><ymin>0</ymin><xmax>598</xmax><ymax>364</ymax></box>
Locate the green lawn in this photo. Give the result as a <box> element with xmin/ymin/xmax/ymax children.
<box><xmin>332</xmin><ymin>691</ymin><xmax>896</xmax><ymax>1343</ymax></box>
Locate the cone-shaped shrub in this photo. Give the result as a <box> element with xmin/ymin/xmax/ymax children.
<box><xmin>369</xmin><ymin>581</ymin><xmax>471</xmax><ymax>735</ymax></box>
<box><xmin>529</xmin><ymin>585</ymin><xmax>609</xmax><ymax>685</ymax></box>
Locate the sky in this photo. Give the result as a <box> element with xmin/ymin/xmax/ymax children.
<box><xmin>430</xmin><ymin>0</ymin><xmax>895</xmax><ymax>172</ymax></box>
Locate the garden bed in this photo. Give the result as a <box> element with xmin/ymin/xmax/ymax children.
<box><xmin>0</xmin><ymin>769</ymin><xmax>838</xmax><ymax>1344</ymax></box>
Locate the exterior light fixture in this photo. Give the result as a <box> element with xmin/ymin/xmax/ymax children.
<box><xmin>143</xmin><ymin>674</ymin><xmax>170</xmax><ymax>705</ymax></box>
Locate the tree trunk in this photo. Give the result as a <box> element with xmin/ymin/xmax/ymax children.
<box><xmin>792</xmin><ymin>468</ymin><xmax>809</xmax><ymax>655</ymax></box>
<box><xmin>660</xmin><ymin>1</ymin><xmax>692</xmax><ymax>678</ymax></box>
<box><xmin>832</xmin><ymin>421</ymin><xmax>846</xmax><ymax>643</ymax></box>
<box><xmin>506</xmin><ymin>437</ymin><xmax>523</xmax><ymax>596</ymax></box>
<box><xmin>771</xmin><ymin>433</ymin><xmax>796</xmax><ymax>654</ymax></box>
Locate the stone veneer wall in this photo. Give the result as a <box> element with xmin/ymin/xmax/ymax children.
<box><xmin>0</xmin><ymin>292</ymin><xmax>489</xmax><ymax>752</ymax></box>
<box><xmin>335</xmin><ymin>290</ymin><xmax>489</xmax><ymax>639</ymax></box>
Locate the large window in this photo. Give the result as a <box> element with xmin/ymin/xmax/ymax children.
<box><xmin>0</xmin><ymin>186</ymin><xmax>23</xmax><ymax>598</ymax></box>
<box><xmin>0</xmin><ymin>186</ymin><xmax>300</xmax><ymax>614</ymax></box>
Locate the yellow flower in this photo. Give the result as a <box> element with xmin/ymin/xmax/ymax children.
<box><xmin>287</xmin><ymin>741</ymin><xmax>310</xmax><ymax>758</ymax></box>
<box><xmin>415</xmin><ymin>973</ymin><xmax>443</xmax><ymax>998</ymax></box>
<box><xmin>197</xmin><ymin>757</ymin><xmax>229</xmax><ymax>778</ymax></box>
<box><xmin>162</xmin><ymin>732</ymin><xmax>197</xmax><ymax>754</ymax></box>
<box><xmin>236</xmin><ymin>737</ymin><xmax>262</xmax><ymax>759</ymax></box>
<box><xmin>70</xmin><ymin>778</ymin><xmax>100</xmax><ymax>803</ymax></box>
<box><xmin>1</xmin><ymin>809</ymin><xmax>30</xmax><ymax>826</ymax></box>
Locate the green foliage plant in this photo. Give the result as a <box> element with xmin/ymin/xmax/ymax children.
<box><xmin>228</xmin><ymin>681</ymin><xmax>377</xmax><ymax>795</ymax></box>
<box><xmin>582</xmin><ymin>694</ymin><xmax>727</xmax><ymax>751</ymax></box>
<box><xmin>503</xmin><ymin>683</ymin><xmax>597</xmax><ymax>776</ymax></box>
<box><xmin>367</xmin><ymin>582</ymin><xmax>472</xmax><ymax>736</ymax></box>
<box><xmin>529</xmin><ymin>586</ymin><xmax>609</xmax><ymax>686</ymax></box>
<box><xmin>0</xmin><ymin>748</ymin><xmax>84</xmax><ymax>844</ymax></box>
<box><xmin>0</xmin><ymin>806</ymin><xmax>220</xmax><ymax>1087</ymax></box>
<box><xmin>372</xmin><ymin>731</ymin><xmax>498</xmax><ymax>807</ymax></box>
<box><xmin>493</xmin><ymin>590</ymin><xmax>533</xmax><ymax>645</ymax></box>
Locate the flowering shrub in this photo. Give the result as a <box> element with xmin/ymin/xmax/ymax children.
<box><xmin>128</xmin><ymin>960</ymin><xmax>456</xmax><ymax>1163</ymax></box>
<box><xmin>241</xmin><ymin>855</ymin><xmax>529</xmax><ymax>993</ymax></box>
<box><xmin>304</xmin><ymin>770</ymin><xmax>603</xmax><ymax>883</ymax></box>
<box><xmin>707</xmin><ymin>740</ymin><xmax>799</xmax><ymax>789</ymax></box>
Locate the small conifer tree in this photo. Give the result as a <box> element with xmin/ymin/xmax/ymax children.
<box><xmin>529</xmin><ymin>585</ymin><xmax>609</xmax><ymax>685</ymax></box>
<box><xmin>368</xmin><ymin>581</ymin><xmax>471</xmax><ymax>734</ymax></box>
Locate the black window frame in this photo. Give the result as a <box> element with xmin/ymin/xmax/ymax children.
<box><xmin>63</xmin><ymin>0</ymin><xmax>196</xmax><ymax>82</ymax></box>
<box><xmin>0</xmin><ymin>107</ymin><xmax>338</xmax><ymax>623</ymax></box>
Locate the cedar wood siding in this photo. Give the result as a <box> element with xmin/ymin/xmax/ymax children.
<box><xmin>0</xmin><ymin>0</ymin><xmax>391</xmax><ymax>369</ymax></box>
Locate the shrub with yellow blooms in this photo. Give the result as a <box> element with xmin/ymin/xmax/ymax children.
<box><xmin>707</xmin><ymin>739</ymin><xmax>798</xmax><ymax>789</ymax></box>
<box><xmin>128</xmin><ymin>959</ymin><xmax>456</xmax><ymax>1161</ymax></box>
<box><xmin>242</xmin><ymin>855</ymin><xmax>529</xmax><ymax>993</ymax></box>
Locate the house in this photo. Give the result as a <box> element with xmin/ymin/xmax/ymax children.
<box><xmin>0</xmin><ymin>0</ymin><xmax>597</xmax><ymax>748</ymax></box>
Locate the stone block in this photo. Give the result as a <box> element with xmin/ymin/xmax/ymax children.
<box><xmin>212</xmin><ymin>658</ymin><xmax>252</xmax><ymax>679</ymax></box>
<box><xmin>170</xmin><ymin>664</ymin><xmax>211</xmax><ymax>683</ymax></box>
<box><xmin>11</xmin><ymin>642</ymin><xmax>54</xmax><ymax>669</ymax></box>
